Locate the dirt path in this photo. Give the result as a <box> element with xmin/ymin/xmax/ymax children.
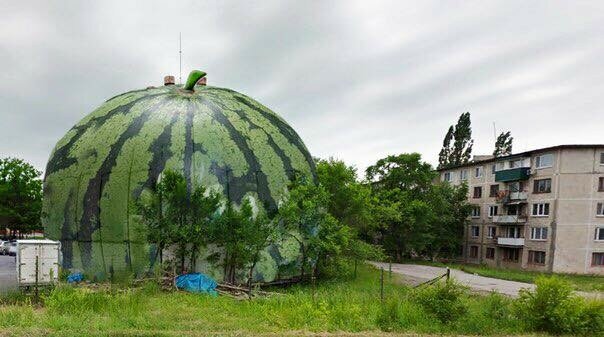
<box><xmin>369</xmin><ymin>262</ymin><xmax>602</xmax><ymax>299</ymax></box>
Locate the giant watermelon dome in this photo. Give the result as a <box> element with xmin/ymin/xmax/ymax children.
<box><xmin>43</xmin><ymin>70</ymin><xmax>315</xmax><ymax>280</ymax></box>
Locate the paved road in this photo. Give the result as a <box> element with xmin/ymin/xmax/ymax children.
<box><xmin>370</xmin><ymin>262</ymin><xmax>602</xmax><ymax>299</ymax></box>
<box><xmin>0</xmin><ymin>255</ymin><xmax>17</xmax><ymax>293</ymax></box>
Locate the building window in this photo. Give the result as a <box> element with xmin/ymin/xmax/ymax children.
<box><xmin>471</xmin><ymin>226</ymin><xmax>480</xmax><ymax>237</ymax></box>
<box><xmin>600</xmin><ymin>152</ymin><xmax>604</xmax><ymax>165</ymax></box>
<box><xmin>506</xmin><ymin>226</ymin><xmax>521</xmax><ymax>238</ymax></box>
<box><xmin>489</xmin><ymin>184</ymin><xmax>499</xmax><ymax>197</ymax></box>
<box><xmin>491</xmin><ymin>164</ymin><xmax>497</xmax><ymax>174</ymax></box>
<box><xmin>533</xmin><ymin>179</ymin><xmax>552</xmax><ymax>193</ymax></box>
<box><xmin>509</xmin><ymin>159</ymin><xmax>523</xmax><ymax>168</ymax></box>
<box><xmin>486</xmin><ymin>247</ymin><xmax>495</xmax><ymax>259</ymax></box>
<box><xmin>443</xmin><ymin>172</ymin><xmax>452</xmax><ymax>182</ymax></box>
<box><xmin>595</xmin><ymin>227</ymin><xmax>604</xmax><ymax>241</ymax></box>
<box><xmin>473</xmin><ymin>186</ymin><xmax>482</xmax><ymax>198</ymax></box>
<box><xmin>508</xmin><ymin>181</ymin><xmax>523</xmax><ymax>192</ymax></box>
<box><xmin>530</xmin><ymin>227</ymin><xmax>548</xmax><ymax>240</ymax></box>
<box><xmin>487</xmin><ymin>226</ymin><xmax>496</xmax><ymax>238</ymax></box>
<box><xmin>535</xmin><ymin>153</ymin><xmax>553</xmax><ymax>169</ymax></box>
<box><xmin>532</xmin><ymin>203</ymin><xmax>550</xmax><ymax>216</ymax></box>
<box><xmin>460</xmin><ymin>170</ymin><xmax>468</xmax><ymax>181</ymax></box>
<box><xmin>502</xmin><ymin>248</ymin><xmax>520</xmax><ymax>262</ymax></box>
<box><xmin>599</xmin><ymin>177</ymin><xmax>604</xmax><ymax>192</ymax></box>
<box><xmin>592</xmin><ymin>253</ymin><xmax>604</xmax><ymax>266</ymax></box>
<box><xmin>471</xmin><ymin>206</ymin><xmax>481</xmax><ymax>218</ymax></box>
<box><xmin>598</xmin><ymin>203</ymin><xmax>604</xmax><ymax>217</ymax></box>
<box><xmin>469</xmin><ymin>245</ymin><xmax>479</xmax><ymax>258</ymax></box>
<box><xmin>475</xmin><ymin>166</ymin><xmax>483</xmax><ymax>178</ymax></box>
<box><xmin>528</xmin><ymin>250</ymin><xmax>546</xmax><ymax>265</ymax></box>
<box><xmin>488</xmin><ymin>205</ymin><xmax>498</xmax><ymax>218</ymax></box>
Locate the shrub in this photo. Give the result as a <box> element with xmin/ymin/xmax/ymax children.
<box><xmin>514</xmin><ymin>276</ymin><xmax>604</xmax><ymax>335</ymax></box>
<box><xmin>412</xmin><ymin>280</ymin><xmax>467</xmax><ymax>323</ymax></box>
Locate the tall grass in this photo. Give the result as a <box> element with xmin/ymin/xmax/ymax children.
<box><xmin>0</xmin><ymin>265</ymin><xmax>601</xmax><ymax>336</ymax></box>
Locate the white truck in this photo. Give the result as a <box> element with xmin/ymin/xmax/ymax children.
<box><xmin>15</xmin><ymin>239</ymin><xmax>61</xmax><ymax>286</ymax></box>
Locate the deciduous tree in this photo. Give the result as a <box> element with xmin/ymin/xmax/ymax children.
<box><xmin>0</xmin><ymin>157</ymin><xmax>43</xmax><ymax>238</ymax></box>
<box><xmin>493</xmin><ymin>131</ymin><xmax>513</xmax><ymax>157</ymax></box>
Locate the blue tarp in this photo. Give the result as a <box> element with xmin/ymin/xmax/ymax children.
<box><xmin>67</xmin><ymin>272</ymin><xmax>84</xmax><ymax>283</ymax></box>
<box><xmin>175</xmin><ymin>273</ymin><xmax>218</xmax><ymax>295</ymax></box>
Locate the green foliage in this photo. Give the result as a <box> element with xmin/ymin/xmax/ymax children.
<box><xmin>277</xmin><ymin>177</ymin><xmax>330</xmax><ymax>277</ymax></box>
<box><xmin>438</xmin><ymin>112</ymin><xmax>474</xmax><ymax>168</ymax></box>
<box><xmin>438</xmin><ymin>125</ymin><xmax>454</xmax><ymax>170</ymax></box>
<box><xmin>138</xmin><ymin>170</ymin><xmax>222</xmax><ymax>273</ymax></box>
<box><xmin>493</xmin><ymin>131</ymin><xmax>513</xmax><ymax>157</ymax></box>
<box><xmin>424</xmin><ymin>182</ymin><xmax>471</xmax><ymax>258</ymax></box>
<box><xmin>316</xmin><ymin>158</ymin><xmax>374</xmax><ymax>232</ymax></box>
<box><xmin>365</xmin><ymin>153</ymin><xmax>471</xmax><ymax>261</ymax></box>
<box><xmin>0</xmin><ymin>157</ymin><xmax>43</xmax><ymax>237</ymax></box>
<box><xmin>207</xmin><ymin>199</ymin><xmax>275</xmax><ymax>284</ymax></box>
<box><xmin>514</xmin><ymin>276</ymin><xmax>604</xmax><ymax>335</ymax></box>
<box><xmin>277</xmin><ymin>175</ymin><xmax>381</xmax><ymax>279</ymax></box>
<box><xmin>412</xmin><ymin>280</ymin><xmax>468</xmax><ymax>324</ymax></box>
<box><xmin>366</xmin><ymin>153</ymin><xmax>435</xmax><ymax>195</ymax></box>
<box><xmin>451</xmin><ymin>112</ymin><xmax>473</xmax><ymax>166</ymax></box>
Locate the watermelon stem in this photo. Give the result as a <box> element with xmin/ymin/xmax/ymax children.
<box><xmin>183</xmin><ymin>70</ymin><xmax>207</xmax><ymax>91</ymax></box>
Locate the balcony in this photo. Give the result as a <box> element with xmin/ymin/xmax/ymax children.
<box><xmin>492</xmin><ymin>214</ymin><xmax>527</xmax><ymax>224</ymax></box>
<box><xmin>495</xmin><ymin>167</ymin><xmax>531</xmax><ymax>182</ymax></box>
<box><xmin>496</xmin><ymin>190</ymin><xmax>528</xmax><ymax>204</ymax></box>
<box><xmin>509</xmin><ymin>191</ymin><xmax>528</xmax><ymax>200</ymax></box>
<box><xmin>497</xmin><ymin>237</ymin><xmax>525</xmax><ymax>246</ymax></box>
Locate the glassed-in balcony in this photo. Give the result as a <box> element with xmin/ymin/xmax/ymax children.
<box><xmin>496</xmin><ymin>190</ymin><xmax>528</xmax><ymax>204</ymax></box>
<box><xmin>497</xmin><ymin>237</ymin><xmax>525</xmax><ymax>246</ymax></box>
<box><xmin>495</xmin><ymin>167</ymin><xmax>531</xmax><ymax>182</ymax></box>
<box><xmin>492</xmin><ymin>214</ymin><xmax>527</xmax><ymax>224</ymax></box>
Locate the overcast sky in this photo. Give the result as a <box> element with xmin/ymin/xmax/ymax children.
<box><xmin>1</xmin><ymin>1</ymin><xmax>603</xmax><ymax>175</ymax></box>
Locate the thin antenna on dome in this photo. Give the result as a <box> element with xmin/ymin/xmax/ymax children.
<box><xmin>179</xmin><ymin>32</ymin><xmax>182</xmax><ymax>85</ymax></box>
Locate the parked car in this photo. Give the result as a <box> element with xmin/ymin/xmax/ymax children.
<box><xmin>7</xmin><ymin>242</ymin><xmax>17</xmax><ymax>256</ymax></box>
<box><xmin>0</xmin><ymin>241</ymin><xmax>8</xmax><ymax>255</ymax></box>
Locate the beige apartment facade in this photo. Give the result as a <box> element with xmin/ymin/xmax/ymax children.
<box><xmin>439</xmin><ymin>145</ymin><xmax>604</xmax><ymax>275</ymax></box>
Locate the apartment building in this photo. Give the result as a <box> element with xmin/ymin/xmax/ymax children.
<box><xmin>439</xmin><ymin>145</ymin><xmax>604</xmax><ymax>275</ymax></box>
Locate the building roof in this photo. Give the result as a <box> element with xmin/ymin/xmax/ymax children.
<box><xmin>437</xmin><ymin>144</ymin><xmax>604</xmax><ymax>171</ymax></box>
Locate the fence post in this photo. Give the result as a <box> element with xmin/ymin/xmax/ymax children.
<box><xmin>388</xmin><ymin>259</ymin><xmax>392</xmax><ymax>279</ymax></box>
<box><xmin>34</xmin><ymin>255</ymin><xmax>39</xmax><ymax>304</ymax></box>
<box><xmin>380</xmin><ymin>267</ymin><xmax>384</xmax><ymax>304</ymax></box>
<box><xmin>248</xmin><ymin>266</ymin><xmax>254</xmax><ymax>299</ymax></box>
<box><xmin>311</xmin><ymin>275</ymin><xmax>316</xmax><ymax>304</ymax></box>
<box><xmin>446</xmin><ymin>267</ymin><xmax>450</xmax><ymax>282</ymax></box>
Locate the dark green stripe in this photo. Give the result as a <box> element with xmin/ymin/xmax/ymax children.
<box><xmin>232</xmin><ymin>95</ymin><xmax>316</xmax><ymax>181</ymax></box>
<box><xmin>184</xmin><ymin>101</ymin><xmax>195</xmax><ymax>194</ymax></box>
<box><xmin>77</xmin><ymin>97</ymin><xmax>168</xmax><ymax>269</ymax></box>
<box><xmin>138</xmin><ymin>113</ymin><xmax>179</xmax><ymax>196</ymax></box>
<box><xmin>45</xmin><ymin>94</ymin><xmax>164</xmax><ymax>177</ymax></box>
<box><xmin>199</xmin><ymin>96</ymin><xmax>277</xmax><ymax>210</ymax></box>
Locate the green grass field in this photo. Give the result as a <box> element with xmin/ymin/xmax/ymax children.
<box><xmin>403</xmin><ymin>260</ymin><xmax>604</xmax><ymax>292</ymax></box>
<box><xmin>0</xmin><ymin>264</ymin><xmax>598</xmax><ymax>336</ymax></box>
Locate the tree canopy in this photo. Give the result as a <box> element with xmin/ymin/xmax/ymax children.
<box><xmin>365</xmin><ymin>153</ymin><xmax>470</xmax><ymax>261</ymax></box>
<box><xmin>493</xmin><ymin>131</ymin><xmax>513</xmax><ymax>157</ymax></box>
<box><xmin>438</xmin><ymin>112</ymin><xmax>474</xmax><ymax>168</ymax></box>
<box><xmin>0</xmin><ymin>157</ymin><xmax>43</xmax><ymax>237</ymax></box>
